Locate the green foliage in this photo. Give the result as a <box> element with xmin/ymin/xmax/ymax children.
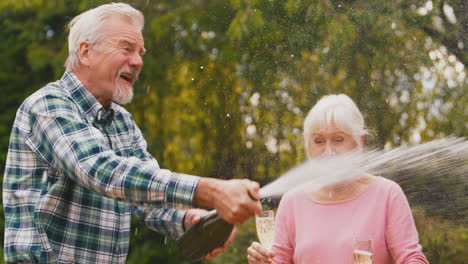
<box><xmin>0</xmin><ymin>205</ymin><xmax>3</xmax><ymax>261</ymax></box>
<box><xmin>0</xmin><ymin>0</ymin><xmax>466</xmax><ymax>263</ymax></box>
<box><xmin>127</xmin><ymin>220</ymin><xmax>193</xmax><ymax>264</ymax></box>
<box><xmin>414</xmin><ymin>209</ymin><xmax>468</xmax><ymax>264</ymax></box>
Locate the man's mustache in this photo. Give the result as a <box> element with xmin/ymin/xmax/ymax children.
<box><xmin>117</xmin><ymin>66</ymin><xmax>139</xmax><ymax>83</ymax></box>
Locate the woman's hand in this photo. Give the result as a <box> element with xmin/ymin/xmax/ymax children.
<box><xmin>247</xmin><ymin>241</ymin><xmax>275</xmax><ymax>264</ymax></box>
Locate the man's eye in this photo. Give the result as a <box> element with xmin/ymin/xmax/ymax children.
<box><xmin>314</xmin><ymin>139</ymin><xmax>324</xmax><ymax>144</ymax></box>
<box><xmin>335</xmin><ymin>137</ymin><xmax>344</xmax><ymax>142</ymax></box>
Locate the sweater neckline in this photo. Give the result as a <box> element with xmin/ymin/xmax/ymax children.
<box><xmin>303</xmin><ymin>176</ymin><xmax>382</xmax><ymax>205</ymax></box>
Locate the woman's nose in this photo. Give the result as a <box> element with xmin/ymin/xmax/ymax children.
<box><xmin>323</xmin><ymin>142</ymin><xmax>337</xmax><ymax>156</ymax></box>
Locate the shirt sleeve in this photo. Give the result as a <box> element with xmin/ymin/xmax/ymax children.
<box><xmin>386</xmin><ymin>183</ymin><xmax>429</xmax><ymax>264</ymax></box>
<box><xmin>24</xmin><ymin>95</ymin><xmax>199</xmax><ymax>209</ymax></box>
<box><xmin>272</xmin><ymin>193</ymin><xmax>295</xmax><ymax>264</ymax></box>
<box><xmin>132</xmin><ymin>206</ymin><xmax>187</xmax><ymax>239</ymax></box>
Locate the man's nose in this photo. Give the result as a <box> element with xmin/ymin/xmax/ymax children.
<box><xmin>129</xmin><ymin>53</ymin><xmax>143</xmax><ymax>67</ymax></box>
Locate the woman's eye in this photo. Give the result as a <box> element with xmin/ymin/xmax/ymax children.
<box><xmin>314</xmin><ymin>139</ymin><xmax>324</xmax><ymax>144</ymax></box>
<box><xmin>335</xmin><ymin>137</ymin><xmax>344</xmax><ymax>142</ymax></box>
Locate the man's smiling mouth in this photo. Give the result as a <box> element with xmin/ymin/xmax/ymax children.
<box><xmin>119</xmin><ymin>72</ymin><xmax>133</xmax><ymax>83</ymax></box>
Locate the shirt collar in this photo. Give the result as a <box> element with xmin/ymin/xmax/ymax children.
<box><xmin>60</xmin><ymin>71</ymin><xmax>116</xmax><ymax>123</ymax></box>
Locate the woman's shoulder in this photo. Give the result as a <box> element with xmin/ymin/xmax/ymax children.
<box><xmin>370</xmin><ymin>176</ymin><xmax>404</xmax><ymax>195</ymax></box>
<box><xmin>373</xmin><ymin>175</ymin><xmax>397</xmax><ymax>186</ymax></box>
<box><xmin>278</xmin><ymin>190</ymin><xmax>309</xmax><ymax>206</ymax></box>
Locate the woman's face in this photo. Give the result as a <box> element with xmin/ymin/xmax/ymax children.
<box><xmin>308</xmin><ymin>124</ymin><xmax>359</xmax><ymax>158</ymax></box>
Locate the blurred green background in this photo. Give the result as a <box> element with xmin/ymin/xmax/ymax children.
<box><xmin>0</xmin><ymin>0</ymin><xmax>466</xmax><ymax>263</ymax></box>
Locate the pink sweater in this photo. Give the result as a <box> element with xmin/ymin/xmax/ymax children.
<box><xmin>272</xmin><ymin>176</ymin><xmax>428</xmax><ymax>264</ymax></box>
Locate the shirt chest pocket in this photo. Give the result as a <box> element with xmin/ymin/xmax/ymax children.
<box><xmin>91</xmin><ymin>121</ymin><xmax>135</xmax><ymax>158</ymax></box>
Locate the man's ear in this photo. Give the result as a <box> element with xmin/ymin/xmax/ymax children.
<box><xmin>78</xmin><ymin>41</ymin><xmax>91</xmax><ymax>66</ymax></box>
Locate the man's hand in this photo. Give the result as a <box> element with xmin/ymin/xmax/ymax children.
<box><xmin>214</xmin><ymin>179</ymin><xmax>262</xmax><ymax>225</ymax></box>
<box><xmin>183</xmin><ymin>208</ymin><xmax>237</xmax><ymax>259</ymax></box>
<box><xmin>194</xmin><ymin>178</ymin><xmax>262</xmax><ymax>225</ymax></box>
<box><xmin>183</xmin><ymin>208</ymin><xmax>209</xmax><ymax>230</ymax></box>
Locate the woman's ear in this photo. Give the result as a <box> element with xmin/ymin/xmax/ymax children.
<box><xmin>360</xmin><ymin>135</ymin><xmax>366</xmax><ymax>145</ymax></box>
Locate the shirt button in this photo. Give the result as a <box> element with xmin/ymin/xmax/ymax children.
<box><xmin>89</xmin><ymin>117</ymin><xmax>94</xmax><ymax>121</ymax></box>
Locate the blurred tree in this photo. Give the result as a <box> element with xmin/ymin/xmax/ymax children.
<box><xmin>398</xmin><ymin>0</ymin><xmax>467</xmax><ymax>66</ymax></box>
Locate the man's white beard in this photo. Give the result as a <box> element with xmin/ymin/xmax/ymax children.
<box><xmin>113</xmin><ymin>79</ymin><xmax>134</xmax><ymax>105</ymax></box>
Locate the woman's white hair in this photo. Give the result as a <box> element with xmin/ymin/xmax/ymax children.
<box><xmin>64</xmin><ymin>3</ymin><xmax>144</xmax><ymax>71</ymax></box>
<box><xmin>303</xmin><ymin>94</ymin><xmax>367</xmax><ymax>157</ymax></box>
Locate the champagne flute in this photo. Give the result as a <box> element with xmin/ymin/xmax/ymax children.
<box><xmin>255</xmin><ymin>210</ymin><xmax>275</xmax><ymax>251</ymax></box>
<box><xmin>353</xmin><ymin>238</ymin><xmax>373</xmax><ymax>264</ymax></box>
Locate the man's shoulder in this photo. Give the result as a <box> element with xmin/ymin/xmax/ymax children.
<box><xmin>21</xmin><ymin>79</ymin><xmax>75</xmax><ymax>114</ymax></box>
<box><xmin>24</xmin><ymin>79</ymin><xmax>70</xmax><ymax>103</ymax></box>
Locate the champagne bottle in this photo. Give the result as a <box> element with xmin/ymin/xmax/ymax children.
<box><xmin>177</xmin><ymin>210</ymin><xmax>234</xmax><ymax>262</ymax></box>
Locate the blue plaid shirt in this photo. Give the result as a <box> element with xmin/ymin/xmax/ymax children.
<box><xmin>3</xmin><ymin>71</ymin><xmax>200</xmax><ymax>263</ymax></box>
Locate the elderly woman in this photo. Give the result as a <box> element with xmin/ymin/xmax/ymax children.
<box><xmin>247</xmin><ymin>94</ymin><xmax>428</xmax><ymax>263</ymax></box>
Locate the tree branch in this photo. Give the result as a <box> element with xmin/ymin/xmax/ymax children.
<box><xmin>422</xmin><ymin>25</ymin><xmax>468</xmax><ymax>66</ymax></box>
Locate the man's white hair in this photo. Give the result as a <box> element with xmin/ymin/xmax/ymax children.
<box><xmin>64</xmin><ymin>3</ymin><xmax>144</xmax><ymax>71</ymax></box>
<box><xmin>303</xmin><ymin>94</ymin><xmax>368</xmax><ymax>157</ymax></box>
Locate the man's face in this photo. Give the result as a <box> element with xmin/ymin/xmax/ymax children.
<box><xmin>87</xmin><ymin>16</ymin><xmax>145</xmax><ymax>105</ymax></box>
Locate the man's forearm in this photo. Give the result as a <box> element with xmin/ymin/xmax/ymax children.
<box><xmin>193</xmin><ymin>177</ymin><xmax>223</xmax><ymax>209</ymax></box>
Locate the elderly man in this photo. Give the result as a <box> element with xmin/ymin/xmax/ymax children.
<box><xmin>3</xmin><ymin>3</ymin><xmax>261</xmax><ymax>263</ymax></box>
